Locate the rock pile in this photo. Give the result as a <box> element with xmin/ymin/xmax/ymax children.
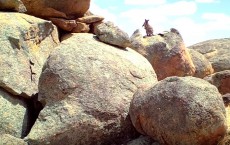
<box><xmin>0</xmin><ymin>0</ymin><xmax>230</xmax><ymax>144</ymax></box>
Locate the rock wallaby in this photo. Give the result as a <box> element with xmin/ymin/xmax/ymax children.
<box><xmin>142</xmin><ymin>19</ymin><xmax>153</xmax><ymax>36</ymax></box>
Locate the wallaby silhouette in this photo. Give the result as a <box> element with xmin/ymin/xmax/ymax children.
<box><xmin>142</xmin><ymin>19</ymin><xmax>153</xmax><ymax>36</ymax></box>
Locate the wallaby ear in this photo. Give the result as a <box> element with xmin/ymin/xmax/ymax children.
<box><xmin>143</xmin><ymin>19</ymin><xmax>146</xmax><ymax>26</ymax></box>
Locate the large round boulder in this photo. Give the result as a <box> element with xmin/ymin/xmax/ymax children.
<box><xmin>130</xmin><ymin>76</ymin><xmax>227</xmax><ymax>145</ymax></box>
<box><xmin>25</xmin><ymin>33</ymin><xmax>158</xmax><ymax>145</ymax></box>
<box><xmin>21</xmin><ymin>0</ymin><xmax>90</xmax><ymax>19</ymax></box>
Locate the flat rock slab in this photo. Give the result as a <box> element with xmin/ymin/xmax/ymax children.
<box><xmin>76</xmin><ymin>15</ymin><xmax>104</xmax><ymax>24</ymax></box>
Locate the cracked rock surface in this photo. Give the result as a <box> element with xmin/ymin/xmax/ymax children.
<box><xmin>25</xmin><ymin>33</ymin><xmax>158</xmax><ymax>145</ymax></box>
<box><xmin>0</xmin><ymin>12</ymin><xmax>59</xmax><ymax>98</ymax></box>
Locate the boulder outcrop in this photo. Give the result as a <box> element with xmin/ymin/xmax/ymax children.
<box><xmin>0</xmin><ymin>0</ymin><xmax>229</xmax><ymax>144</ymax></box>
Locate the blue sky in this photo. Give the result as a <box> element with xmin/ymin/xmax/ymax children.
<box><xmin>90</xmin><ymin>0</ymin><xmax>230</xmax><ymax>46</ymax></box>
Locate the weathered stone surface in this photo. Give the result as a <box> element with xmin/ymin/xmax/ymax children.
<box><xmin>130</xmin><ymin>76</ymin><xmax>227</xmax><ymax>145</ymax></box>
<box><xmin>72</xmin><ymin>22</ymin><xmax>90</xmax><ymax>33</ymax></box>
<box><xmin>218</xmin><ymin>136</ymin><xmax>230</xmax><ymax>145</ymax></box>
<box><xmin>49</xmin><ymin>18</ymin><xmax>77</xmax><ymax>32</ymax></box>
<box><xmin>93</xmin><ymin>21</ymin><xmax>131</xmax><ymax>48</ymax></box>
<box><xmin>25</xmin><ymin>33</ymin><xmax>158</xmax><ymax>145</ymax></box>
<box><xmin>204</xmin><ymin>70</ymin><xmax>230</xmax><ymax>95</ymax></box>
<box><xmin>0</xmin><ymin>0</ymin><xmax>26</xmax><ymax>12</ymax></box>
<box><xmin>76</xmin><ymin>15</ymin><xmax>104</xmax><ymax>24</ymax></box>
<box><xmin>130</xmin><ymin>28</ymin><xmax>195</xmax><ymax>80</ymax></box>
<box><xmin>130</xmin><ymin>29</ymin><xmax>146</xmax><ymax>57</ymax></box>
<box><xmin>0</xmin><ymin>89</ymin><xmax>28</xmax><ymax>138</ymax></box>
<box><xmin>188</xmin><ymin>49</ymin><xmax>214</xmax><ymax>78</ymax></box>
<box><xmin>211</xmin><ymin>54</ymin><xmax>230</xmax><ymax>73</ymax></box>
<box><xmin>188</xmin><ymin>38</ymin><xmax>230</xmax><ymax>72</ymax></box>
<box><xmin>0</xmin><ymin>134</ymin><xmax>27</xmax><ymax>145</ymax></box>
<box><xmin>0</xmin><ymin>12</ymin><xmax>59</xmax><ymax>98</ymax></box>
<box><xmin>21</xmin><ymin>0</ymin><xmax>90</xmax><ymax>19</ymax></box>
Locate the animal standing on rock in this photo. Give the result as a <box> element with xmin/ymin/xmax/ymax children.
<box><xmin>142</xmin><ymin>19</ymin><xmax>154</xmax><ymax>37</ymax></box>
